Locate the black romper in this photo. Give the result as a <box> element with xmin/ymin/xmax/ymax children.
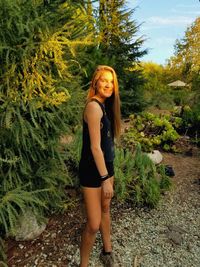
<box><xmin>78</xmin><ymin>99</ymin><xmax>115</xmax><ymax>187</ymax></box>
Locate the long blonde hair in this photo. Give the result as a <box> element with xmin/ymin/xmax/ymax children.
<box><xmin>87</xmin><ymin>65</ymin><xmax>121</xmax><ymax>139</ymax></box>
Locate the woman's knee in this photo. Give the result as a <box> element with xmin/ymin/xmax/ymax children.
<box><xmin>86</xmin><ymin>221</ymin><xmax>100</xmax><ymax>234</ymax></box>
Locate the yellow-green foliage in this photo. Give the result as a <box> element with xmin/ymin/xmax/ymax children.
<box><xmin>0</xmin><ymin>0</ymin><xmax>92</xmax><ymax>107</ymax></box>
<box><xmin>168</xmin><ymin>17</ymin><xmax>200</xmax><ymax>78</ymax></box>
<box><xmin>122</xmin><ymin>112</ymin><xmax>182</xmax><ymax>152</ymax></box>
<box><xmin>131</xmin><ymin>62</ymin><xmax>175</xmax><ymax>109</ymax></box>
<box><xmin>0</xmin><ymin>1</ymin><xmax>93</xmax><ymax>258</ymax></box>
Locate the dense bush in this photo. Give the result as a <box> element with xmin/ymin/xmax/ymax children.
<box><xmin>114</xmin><ymin>147</ymin><xmax>136</xmax><ymax>201</ymax></box>
<box><xmin>114</xmin><ymin>145</ymin><xmax>172</xmax><ymax>207</ymax></box>
<box><xmin>122</xmin><ymin>112</ymin><xmax>182</xmax><ymax>152</ymax></box>
<box><xmin>144</xmin><ymin>87</ymin><xmax>175</xmax><ymax>110</ymax></box>
<box><xmin>0</xmin><ymin>0</ymin><xmax>92</xmax><ymax>252</ymax></box>
<box><xmin>174</xmin><ymin>104</ymin><xmax>200</xmax><ymax>146</ymax></box>
<box><xmin>61</xmin><ymin>128</ymin><xmax>82</xmax><ymax>187</ymax></box>
<box><xmin>170</xmin><ymin>88</ymin><xmax>192</xmax><ymax>106</ymax></box>
<box><xmin>0</xmin><ymin>237</ymin><xmax>7</xmax><ymax>266</ymax></box>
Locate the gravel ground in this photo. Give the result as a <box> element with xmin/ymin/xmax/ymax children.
<box><xmin>7</xmin><ymin>153</ymin><xmax>200</xmax><ymax>267</ymax></box>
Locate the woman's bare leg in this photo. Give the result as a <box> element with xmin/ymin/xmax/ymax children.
<box><xmin>80</xmin><ymin>187</ymin><xmax>102</xmax><ymax>267</ymax></box>
<box><xmin>100</xmin><ymin>177</ymin><xmax>114</xmax><ymax>252</ymax></box>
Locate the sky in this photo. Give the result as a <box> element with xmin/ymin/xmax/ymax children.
<box><xmin>127</xmin><ymin>0</ymin><xmax>200</xmax><ymax>65</ymax></box>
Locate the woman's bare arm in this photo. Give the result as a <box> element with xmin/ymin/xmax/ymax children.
<box><xmin>85</xmin><ymin>101</ymin><xmax>113</xmax><ymax>198</ymax></box>
<box><xmin>84</xmin><ymin>101</ymin><xmax>108</xmax><ymax>176</ymax></box>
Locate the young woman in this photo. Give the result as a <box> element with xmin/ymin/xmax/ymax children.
<box><xmin>78</xmin><ymin>65</ymin><xmax>121</xmax><ymax>267</ymax></box>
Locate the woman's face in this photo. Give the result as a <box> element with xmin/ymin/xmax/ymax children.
<box><xmin>95</xmin><ymin>71</ymin><xmax>114</xmax><ymax>100</ymax></box>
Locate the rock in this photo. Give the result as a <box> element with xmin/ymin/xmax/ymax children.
<box><xmin>14</xmin><ymin>210</ymin><xmax>47</xmax><ymax>241</ymax></box>
<box><xmin>167</xmin><ymin>231</ymin><xmax>183</xmax><ymax>245</ymax></box>
<box><xmin>166</xmin><ymin>225</ymin><xmax>185</xmax><ymax>245</ymax></box>
<box><xmin>18</xmin><ymin>244</ymin><xmax>24</xmax><ymax>249</ymax></box>
<box><xmin>51</xmin><ymin>233</ymin><xmax>56</xmax><ymax>239</ymax></box>
<box><xmin>167</xmin><ymin>225</ymin><xmax>186</xmax><ymax>234</ymax></box>
<box><xmin>146</xmin><ymin>150</ymin><xmax>163</xmax><ymax>164</ymax></box>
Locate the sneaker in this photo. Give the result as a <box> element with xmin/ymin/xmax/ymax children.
<box><xmin>99</xmin><ymin>251</ymin><xmax>115</xmax><ymax>267</ymax></box>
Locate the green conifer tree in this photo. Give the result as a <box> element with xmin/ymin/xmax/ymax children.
<box><xmin>0</xmin><ymin>0</ymin><xmax>92</xmax><ymax>247</ymax></box>
<box><xmin>98</xmin><ymin>0</ymin><xmax>147</xmax><ymax>115</ymax></box>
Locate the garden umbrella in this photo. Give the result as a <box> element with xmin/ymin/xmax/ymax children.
<box><xmin>168</xmin><ymin>80</ymin><xmax>187</xmax><ymax>87</ymax></box>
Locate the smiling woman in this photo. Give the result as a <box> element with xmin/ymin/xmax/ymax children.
<box><xmin>95</xmin><ymin>71</ymin><xmax>114</xmax><ymax>100</ymax></box>
<box><xmin>78</xmin><ymin>65</ymin><xmax>121</xmax><ymax>267</ymax></box>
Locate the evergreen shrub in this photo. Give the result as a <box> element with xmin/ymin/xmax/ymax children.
<box><xmin>62</xmin><ymin>128</ymin><xmax>82</xmax><ymax>187</ymax></box>
<box><xmin>170</xmin><ymin>89</ymin><xmax>190</xmax><ymax>106</ymax></box>
<box><xmin>114</xmin><ymin>147</ymin><xmax>136</xmax><ymax>201</ymax></box>
<box><xmin>146</xmin><ymin>89</ymin><xmax>174</xmax><ymax>110</ymax></box>
<box><xmin>0</xmin><ymin>237</ymin><xmax>7</xmax><ymax>266</ymax></box>
<box><xmin>0</xmin><ymin>0</ymin><xmax>92</xmax><ymax>245</ymax></box>
<box><xmin>114</xmin><ymin>145</ymin><xmax>172</xmax><ymax>208</ymax></box>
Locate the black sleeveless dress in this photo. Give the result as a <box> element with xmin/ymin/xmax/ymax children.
<box><xmin>78</xmin><ymin>99</ymin><xmax>115</xmax><ymax>187</ymax></box>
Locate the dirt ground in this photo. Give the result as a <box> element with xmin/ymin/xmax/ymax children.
<box><xmin>5</xmin><ymin>148</ymin><xmax>200</xmax><ymax>267</ymax></box>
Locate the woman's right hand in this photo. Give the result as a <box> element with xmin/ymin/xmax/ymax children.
<box><xmin>102</xmin><ymin>179</ymin><xmax>113</xmax><ymax>199</ymax></box>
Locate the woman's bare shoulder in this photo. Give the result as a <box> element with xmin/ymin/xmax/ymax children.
<box><xmin>85</xmin><ymin>101</ymin><xmax>102</xmax><ymax>114</ymax></box>
<box><xmin>84</xmin><ymin>101</ymin><xmax>103</xmax><ymax>121</ymax></box>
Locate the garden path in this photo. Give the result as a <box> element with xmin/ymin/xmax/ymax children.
<box><xmin>6</xmin><ymin>150</ymin><xmax>200</xmax><ymax>267</ymax></box>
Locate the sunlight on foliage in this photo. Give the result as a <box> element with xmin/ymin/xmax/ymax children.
<box><xmin>0</xmin><ymin>2</ymin><xmax>93</xmax><ymax>262</ymax></box>
<box><xmin>0</xmin><ymin>0</ymin><xmax>93</xmax><ymax>107</ymax></box>
<box><xmin>122</xmin><ymin>112</ymin><xmax>182</xmax><ymax>152</ymax></box>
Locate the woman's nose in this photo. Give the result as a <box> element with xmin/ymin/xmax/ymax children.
<box><xmin>106</xmin><ymin>82</ymin><xmax>111</xmax><ymax>87</ymax></box>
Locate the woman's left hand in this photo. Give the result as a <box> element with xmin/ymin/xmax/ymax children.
<box><xmin>102</xmin><ymin>179</ymin><xmax>113</xmax><ymax>199</ymax></box>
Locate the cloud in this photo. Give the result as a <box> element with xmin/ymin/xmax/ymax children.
<box><xmin>171</xmin><ymin>8</ymin><xmax>200</xmax><ymax>15</ymax></box>
<box><xmin>176</xmin><ymin>4</ymin><xmax>199</xmax><ymax>8</ymax></box>
<box><xmin>146</xmin><ymin>16</ymin><xmax>194</xmax><ymax>26</ymax></box>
